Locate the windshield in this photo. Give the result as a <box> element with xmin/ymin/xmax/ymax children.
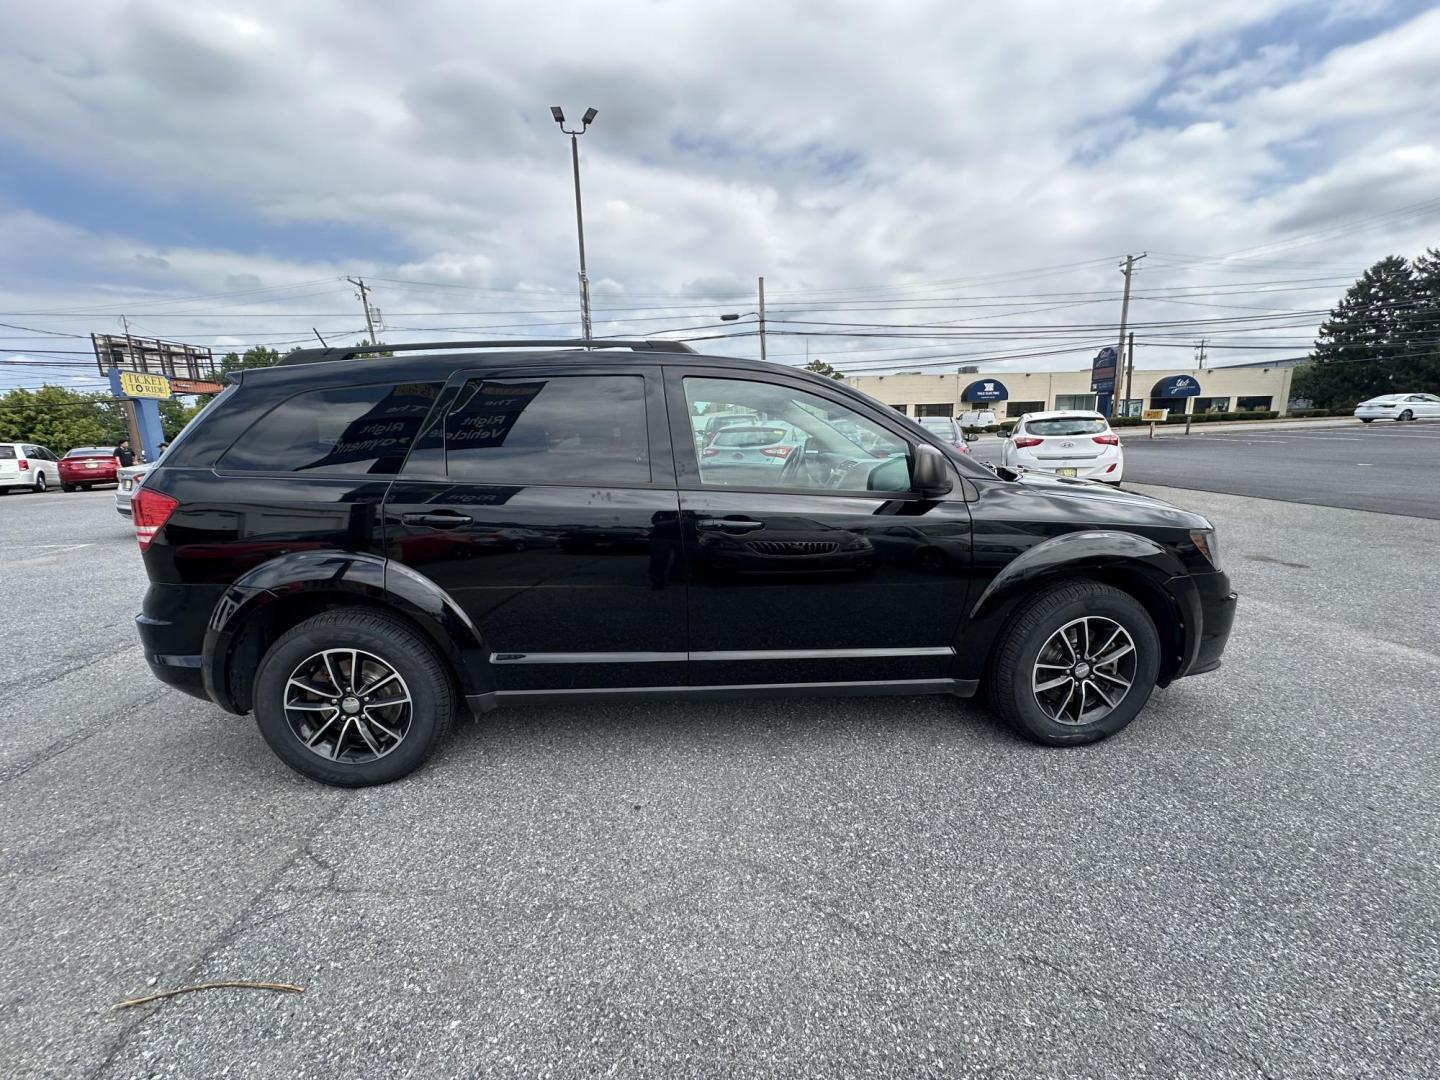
<box><xmin>1024</xmin><ymin>418</ymin><xmax>1108</xmax><ymax>436</ymax></box>
<box><xmin>916</xmin><ymin>418</ymin><xmax>955</xmax><ymax>433</ymax></box>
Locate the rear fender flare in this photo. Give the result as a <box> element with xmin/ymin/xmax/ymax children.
<box><xmin>202</xmin><ymin>551</ymin><xmax>492</xmax><ymax>713</ymax></box>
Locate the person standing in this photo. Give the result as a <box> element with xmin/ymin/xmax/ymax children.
<box><xmin>114</xmin><ymin>439</ymin><xmax>136</xmax><ymax>468</ymax></box>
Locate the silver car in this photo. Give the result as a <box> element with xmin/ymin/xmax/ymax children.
<box><xmin>115</xmin><ymin>463</ymin><xmax>151</xmax><ymax>516</ymax></box>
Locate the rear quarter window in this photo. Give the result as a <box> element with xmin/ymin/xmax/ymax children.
<box><xmin>0</xmin><ymin>446</ymin><xmax>15</xmax><ymax>459</ymax></box>
<box><xmin>220</xmin><ymin>382</ymin><xmax>444</xmax><ymax>476</ymax></box>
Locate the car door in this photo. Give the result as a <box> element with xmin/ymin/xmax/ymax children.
<box><xmin>1410</xmin><ymin>394</ymin><xmax>1440</xmax><ymax>418</ymax></box>
<box><xmin>385</xmin><ymin>363</ymin><xmax>686</xmax><ymax>692</ymax></box>
<box><xmin>665</xmin><ymin>368</ymin><xmax>973</xmax><ymax>688</ymax></box>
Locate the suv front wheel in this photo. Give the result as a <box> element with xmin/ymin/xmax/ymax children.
<box><xmin>987</xmin><ymin>581</ymin><xmax>1160</xmax><ymax>745</ymax></box>
<box><xmin>253</xmin><ymin>609</ymin><xmax>455</xmax><ymax>786</ymax></box>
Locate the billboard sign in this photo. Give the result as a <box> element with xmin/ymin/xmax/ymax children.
<box><xmin>118</xmin><ymin>371</ymin><xmax>172</xmax><ymax>400</ymax></box>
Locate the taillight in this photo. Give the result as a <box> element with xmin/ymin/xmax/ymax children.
<box><xmin>111</xmin><ymin>457</ymin><xmax>121</xmax><ymax>468</ymax></box>
<box><xmin>132</xmin><ymin>487</ymin><xmax>178</xmax><ymax>551</ymax></box>
<box><xmin>760</xmin><ymin>446</ymin><xmax>794</xmax><ymax>458</ymax></box>
<box><xmin>1012</xmin><ymin>436</ymin><xmax>1044</xmax><ymax>449</ymax></box>
<box><xmin>1093</xmin><ymin>434</ymin><xmax>1121</xmax><ymax>446</ymax></box>
<box><xmin>17</xmin><ymin>459</ymin><xmax>28</xmax><ymax>471</ymax></box>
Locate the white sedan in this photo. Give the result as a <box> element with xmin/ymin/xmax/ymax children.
<box><xmin>1354</xmin><ymin>393</ymin><xmax>1440</xmax><ymax>423</ymax></box>
<box><xmin>1000</xmin><ymin>410</ymin><xmax>1124</xmax><ymax>484</ymax></box>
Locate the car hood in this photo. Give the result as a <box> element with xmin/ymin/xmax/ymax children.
<box><xmin>981</xmin><ymin>472</ymin><xmax>1211</xmax><ymax>529</ymax></box>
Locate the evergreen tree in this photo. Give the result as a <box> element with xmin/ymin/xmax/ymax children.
<box><xmin>1292</xmin><ymin>254</ymin><xmax>1437</xmax><ymax>408</ymax></box>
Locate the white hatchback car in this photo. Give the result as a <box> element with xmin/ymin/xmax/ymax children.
<box><xmin>1000</xmin><ymin>410</ymin><xmax>1124</xmax><ymax>483</ymax></box>
<box><xmin>1354</xmin><ymin>393</ymin><xmax>1440</xmax><ymax>423</ymax></box>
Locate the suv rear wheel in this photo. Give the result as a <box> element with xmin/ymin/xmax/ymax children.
<box><xmin>987</xmin><ymin>581</ymin><xmax>1159</xmax><ymax>745</ymax></box>
<box><xmin>253</xmin><ymin>609</ymin><xmax>455</xmax><ymax>786</ymax></box>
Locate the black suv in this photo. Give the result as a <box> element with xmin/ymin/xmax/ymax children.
<box><xmin>132</xmin><ymin>339</ymin><xmax>1235</xmax><ymax>786</ymax></box>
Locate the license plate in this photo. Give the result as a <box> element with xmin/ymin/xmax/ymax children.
<box><xmin>1057</xmin><ymin>467</ymin><xmax>1078</xmax><ymax>477</ymax></box>
<box><xmin>85</xmin><ymin>462</ymin><xmax>97</xmax><ymax>469</ymax></box>
<box><xmin>122</xmin><ymin>479</ymin><xmax>133</xmax><ymax>491</ymax></box>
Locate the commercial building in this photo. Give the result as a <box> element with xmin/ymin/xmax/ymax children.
<box><xmin>844</xmin><ymin>363</ymin><xmax>1297</xmax><ymax>419</ymax></box>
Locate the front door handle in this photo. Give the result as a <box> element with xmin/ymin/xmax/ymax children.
<box><xmin>696</xmin><ymin>517</ymin><xmax>765</xmax><ymax>532</ymax></box>
<box><xmin>401</xmin><ymin>511</ymin><xmax>473</xmax><ymax>529</ymax></box>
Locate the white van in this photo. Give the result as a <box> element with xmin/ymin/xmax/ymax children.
<box><xmin>0</xmin><ymin>442</ymin><xmax>60</xmax><ymax>493</ymax></box>
<box><xmin>960</xmin><ymin>409</ymin><xmax>998</xmax><ymax>428</ymax></box>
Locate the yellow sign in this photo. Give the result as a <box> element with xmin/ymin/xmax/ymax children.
<box><xmin>118</xmin><ymin>371</ymin><xmax>172</xmax><ymax>400</ymax></box>
<box><xmin>1141</xmin><ymin>408</ymin><xmax>1170</xmax><ymax>422</ymax></box>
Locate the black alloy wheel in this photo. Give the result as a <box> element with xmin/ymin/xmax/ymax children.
<box><xmin>986</xmin><ymin>580</ymin><xmax>1160</xmax><ymax>745</ymax></box>
<box><xmin>253</xmin><ymin>609</ymin><xmax>455</xmax><ymax>786</ymax></box>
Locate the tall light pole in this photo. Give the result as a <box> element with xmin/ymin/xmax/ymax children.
<box><xmin>551</xmin><ymin>106</ymin><xmax>598</xmax><ymax>342</ymax></box>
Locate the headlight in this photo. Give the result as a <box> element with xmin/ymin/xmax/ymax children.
<box><xmin>1189</xmin><ymin>529</ymin><xmax>1220</xmax><ymax>570</ymax></box>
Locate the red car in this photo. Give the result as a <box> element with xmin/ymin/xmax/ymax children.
<box><xmin>58</xmin><ymin>447</ymin><xmax>120</xmax><ymax>491</ymax></box>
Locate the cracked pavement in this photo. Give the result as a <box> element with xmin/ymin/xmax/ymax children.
<box><xmin>1</xmin><ymin>485</ymin><xmax>1437</xmax><ymax>1078</ymax></box>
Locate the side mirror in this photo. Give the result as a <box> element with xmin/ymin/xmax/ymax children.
<box><xmin>999</xmin><ymin>429</ymin><xmax>1011</xmax><ymax>439</ymax></box>
<box><xmin>964</xmin><ymin>432</ymin><xmax>979</xmax><ymax>443</ymax></box>
<box><xmin>911</xmin><ymin>444</ymin><xmax>953</xmax><ymax>498</ymax></box>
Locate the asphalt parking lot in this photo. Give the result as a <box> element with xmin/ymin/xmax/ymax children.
<box><xmin>971</xmin><ymin>418</ymin><xmax>1440</xmax><ymax>519</ymax></box>
<box><xmin>3</xmin><ymin>483</ymin><xmax>1439</xmax><ymax>1078</ymax></box>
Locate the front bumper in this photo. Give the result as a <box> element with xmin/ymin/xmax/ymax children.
<box><xmin>1171</xmin><ymin>569</ymin><xmax>1236</xmax><ymax>679</ymax></box>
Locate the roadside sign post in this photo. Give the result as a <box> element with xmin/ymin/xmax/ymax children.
<box><xmin>1141</xmin><ymin>408</ymin><xmax>1169</xmax><ymax>438</ymax></box>
<box><xmin>92</xmin><ymin>333</ymin><xmax>222</xmax><ymax>463</ymax></box>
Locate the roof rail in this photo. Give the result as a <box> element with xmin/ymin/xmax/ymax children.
<box><xmin>276</xmin><ymin>338</ymin><xmax>697</xmax><ymax>366</ymax></box>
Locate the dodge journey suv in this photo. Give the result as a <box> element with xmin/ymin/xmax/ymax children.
<box><xmin>133</xmin><ymin>339</ymin><xmax>1235</xmax><ymax>786</ymax></box>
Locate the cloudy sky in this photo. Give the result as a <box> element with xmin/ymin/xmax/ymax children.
<box><xmin>2</xmin><ymin>0</ymin><xmax>1438</xmax><ymax>393</ymax></box>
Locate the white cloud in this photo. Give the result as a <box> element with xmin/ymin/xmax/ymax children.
<box><xmin>0</xmin><ymin>0</ymin><xmax>1437</xmax><ymax>373</ymax></box>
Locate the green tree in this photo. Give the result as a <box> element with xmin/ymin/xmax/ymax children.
<box><xmin>219</xmin><ymin>345</ymin><xmax>285</xmax><ymax>375</ymax></box>
<box><xmin>0</xmin><ymin>385</ymin><xmax>127</xmax><ymax>453</ymax></box>
<box><xmin>1292</xmin><ymin>254</ymin><xmax>1439</xmax><ymax>409</ymax></box>
<box><xmin>157</xmin><ymin>396</ymin><xmax>213</xmax><ymax>439</ymax></box>
<box><xmin>804</xmin><ymin>358</ymin><xmax>845</xmax><ymax>380</ymax></box>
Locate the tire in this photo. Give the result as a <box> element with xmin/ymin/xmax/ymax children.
<box><xmin>986</xmin><ymin>581</ymin><xmax>1160</xmax><ymax>746</ymax></box>
<box><xmin>1360</xmin><ymin>418</ymin><xmax>1374</xmax><ymax>424</ymax></box>
<box><xmin>1398</xmin><ymin>410</ymin><xmax>1414</xmax><ymax>422</ymax></box>
<box><xmin>252</xmin><ymin>609</ymin><xmax>455</xmax><ymax>787</ymax></box>
<box><xmin>62</xmin><ymin>483</ymin><xmax>76</xmax><ymax>492</ymax></box>
<box><xmin>32</xmin><ymin>472</ymin><xmax>47</xmax><ymax>493</ymax></box>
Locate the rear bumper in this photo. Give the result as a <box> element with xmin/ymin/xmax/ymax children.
<box><xmin>135</xmin><ymin>583</ymin><xmax>228</xmax><ymax>704</ymax></box>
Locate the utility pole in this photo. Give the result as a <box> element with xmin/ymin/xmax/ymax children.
<box><xmin>1124</xmin><ymin>331</ymin><xmax>1135</xmax><ymax>416</ymax></box>
<box><xmin>347</xmin><ymin>277</ymin><xmax>378</xmax><ymax>343</ymax></box>
<box><xmin>1113</xmin><ymin>253</ymin><xmax>1146</xmax><ymax>416</ymax></box>
<box><xmin>758</xmin><ymin>276</ymin><xmax>768</xmax><ymax>364</ymax></box>
<box><xmin>1194</xmin><ymin>337</ymin><xmax>1208</xmax><ymax>367</ymax></box>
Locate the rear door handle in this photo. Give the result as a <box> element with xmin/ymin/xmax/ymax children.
<box><xmin>401</xmin><ymin>511</ymin><xmax>473</xmax><ymax>529</ymax></box>
<box><xmin>696</xmin><ymin>517</ymin><xmax>765</xmax><ymax>532</ymax></box>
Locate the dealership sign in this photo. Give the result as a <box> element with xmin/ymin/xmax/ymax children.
<box><xmin>961</xmin><ymin>378</ymin><xmax>1008</xmax><ymax>402</ymax></box>
<box><xmin>1091</xmin><ymin>346</ymin><xmax>1118</xmax><ymax>395</ymax></box>
<box><xmin>1154</xmin><ymin>375</ymin><xmax>1202</xmax><ymax>398</ymax></box>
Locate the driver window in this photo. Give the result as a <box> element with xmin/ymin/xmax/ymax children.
<box><xmin>683</xmin><ymin>376</ymin><xmax>911</xmax><ymax>492</ymax></box>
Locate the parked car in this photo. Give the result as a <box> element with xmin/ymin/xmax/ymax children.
<box><xmin>115</xmin><ymin>463</ymin><xmax>151</xmax><ymax>516</ymax></box>
<box><xmin>960</xmin><ymin>409</ymin><xmax>997</xmax><ymax>428</ymax></box>
<box><xmin>913</xmin><ymin>416</ymin><xmax>975</xmax><ymax>455</ymax></box>
<box><xmin>699</xmin><ymin>422</ymin><xmax>805</xmax><ymax>476</ymax></box>
<box><xmin>131</xmin><ymin>338</ymin><xmax>1233</xmax><ymax>786</ymax></box>
<box><xmin>1354</xmin><ymin>393</ymin><xmax>1440</xmax><ymax>422</ymax></box>
<box><xmin>0</xmin><ymin>442</ymin><xmax>60</xmax><ymax>493</ymax></box>
<box><xmin>1000</xmin><ymin>410</ymin><xmax>1124</xmax><ymax>483</ymax></box>
<box><xmin>58</xmin><ymin>447</ymin><xmax>120</xmax><ymax>491</ymax></box>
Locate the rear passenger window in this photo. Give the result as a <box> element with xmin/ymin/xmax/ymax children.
<box><xmin>443</xmin><ymin>376</ymin><xmax>649</xmax><ymax>485</ymax></box>
<box><xmin>221</xmin><ymin>382</ymin><xmax>442</xmax><ymax>475</ymax></box>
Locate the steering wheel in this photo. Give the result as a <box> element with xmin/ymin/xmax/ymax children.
<box><xmin>778</xmin><ymin>441</ymin><xmax>810</xmax><ymax>484</ymax></box>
